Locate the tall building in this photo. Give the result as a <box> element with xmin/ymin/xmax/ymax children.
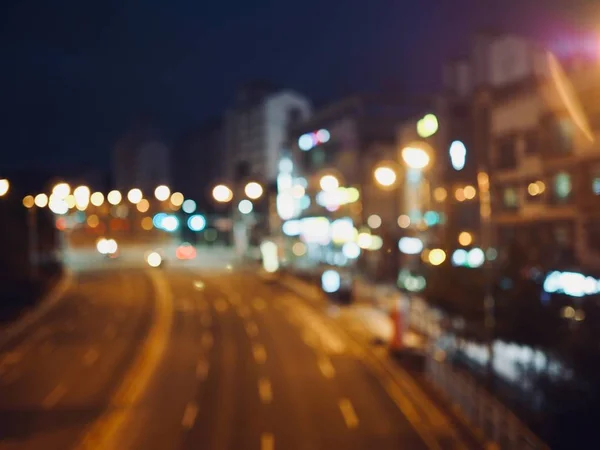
<box><xmin>224</xmin><ymin>82</ymin><xmax>311</xmax><ymax>183</ymax></box>
<box><xmin>172</xmin><ymin>118</ymin><xmax>225</xmax><ymax>209</ymax></box>
<box><xmin>113</xmin><ymin>123</ymin><xmax>170</xmax><ymax>193</ymax></box>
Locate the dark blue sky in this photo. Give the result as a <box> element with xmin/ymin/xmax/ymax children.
<box><xmin>0</xmin><ymin>0</ymin><xmax>594</xmax><ymax>171</ymax></box>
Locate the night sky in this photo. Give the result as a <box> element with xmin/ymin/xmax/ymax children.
<box><xmin>0</xmin><ymin>0</ymin><xmax>595</xmax><ymax>172</ymax></box>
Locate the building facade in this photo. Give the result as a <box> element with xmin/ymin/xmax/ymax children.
<box><xmin>224</xmin><ymin>83</ymin><xmax>311</xmax><ymax>183</ymax></box>
<box><xmin>113</xmin><ymin>126</ymin><xmax>170</xmax><ymax>193</ymax></box>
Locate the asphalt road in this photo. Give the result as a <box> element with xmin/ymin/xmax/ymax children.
<box><xmin>0</xmin><ymin>266</ymin><xmax>466</xmax><ymax>450</ymax></box>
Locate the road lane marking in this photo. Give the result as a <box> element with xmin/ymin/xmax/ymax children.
<box><xmin>215</xmin><ymin>298</ymin><xmax>229</xmax><ymax>313</ymax></box>
<box><xmin>76</xmin><ymin>269</ymin><xmax>174</xmax><ymax>450</ymax></box>
<box><xmin>339</xmin><ymin>399</ymin><xmax>359</xmax><ymax>429</ymax></box>
<box><xmin>84</xmin><ymin>348</ymin><xmax>99</xmax><ymax>366</ymax></box>
<box><xmin>201</xmin><ymin>332</ymin><xmax>214</xmax><ymax>350</ymax></box>
<box><xmin>193</xmin><ymin>280</ymin><xmax>205</xmax><ymax>290</ymax></box>
<box><xmin>317</xmin><ymin>356</ymin><xmax>335</xmax><ymax>379</ymax></box>
<box><xmin>104</xmin><ymin>324</ymin><xmax>117</xmax><ymax>339</ymax></box>
<box><xmin>200</xmin><ymin>313</ymin><xmax>212</xmax><ymax>327</ymax></box>
<box><xmin>258</xmin><ymin>377</ymin><xmax>272</xmax><ymax>404</ymax></box>
<box><xmin>252</xmin><ymin>297</ymin><xmax>267</xmax><ymax>311</ymax></box>
<box><xmin>261</xmin><ymin>433</ymin><xmax>274</xmax><ymax>450</ymax></box>
<box><xmin>43</xmin><ymin>384</ymin><xmax>67</xmax><ymax>409</ymax></box>
<box><xmin>182</xmin><ymin>402</ymin><xmax>199</xmax><ymax>429</ymax></box>
<box><xmin>196</xmin><ymin>360</ymin><xmax>209</xmax><ymax>380</ymax></box>
<box><xmin>252</xmin><ymin>344</ymin><xmax>267</xmax><ymax>364</ymax></box>
<box><xmin>246</xmin><ymin>321</ymin><xmax>259</xmax><ymax>338</ymax></box>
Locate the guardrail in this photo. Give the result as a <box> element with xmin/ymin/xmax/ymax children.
<box><xmin>426</xmin><ymin>354</ymin><xmax>549</xmax><ymax>450</ymax></box>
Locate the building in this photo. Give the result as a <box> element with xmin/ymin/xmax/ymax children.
<box><xmin>172</xmin><ymin>118</ymin><xmax>225</xmax><ymax>209</ymax></box>
<box><xmin>224</xmin><ymin>82</ymin><xmax>311</xmax><ymax>183</ymax></box>
<box><xmin>279</xmin><ymin>94</ymin><xmax>415</xmax><ymax>278</ymax></box>
<box><xmin>113</xmin><ymin>123</ymin><xmax>170</xmax><ymax>193</ymax></box>
<box><xmin>487</xmin><ymin>59</ymin><xmax>600</xmax><ymax>274</ymax></box>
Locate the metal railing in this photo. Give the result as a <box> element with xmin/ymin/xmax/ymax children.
<box><xmin>426</xmin><ymin>355</ymin><xmax>549</xmax><ymax>450</ymax></box>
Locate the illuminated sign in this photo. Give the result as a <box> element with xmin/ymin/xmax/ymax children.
<box><xmin>398</xmin><ymin>237</ymin><xmax>423</xmax><ymax>255</ymax></box>
<box><xmin>449</xmin><ymin>140</ymin><xmax>467</xmax><ymax>171</ymax></box>
<box><xmin>298</xmin><ymin>129</ymin><xmax>331</xmax><ymax>151</ymax></box>
<box><xmin>416</xmin><ymin>114</ymin><xmax>438</xmax><ymax>138</ymax></box>
<box><xmin>543</xmin><ymin>271</ymin><xmax>600</xmax><ymax>297</ymax></box>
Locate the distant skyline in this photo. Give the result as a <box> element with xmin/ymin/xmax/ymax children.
<box><xmin>0</xmin><ymin>0</ymin><xmax>596</xmax><ymax>171</ymax></box>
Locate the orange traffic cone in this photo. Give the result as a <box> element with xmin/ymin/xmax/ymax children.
<box><xmin>389</xmin><ymin>299</ymin><xmax>404</xmax><ymax>353</ymax></box>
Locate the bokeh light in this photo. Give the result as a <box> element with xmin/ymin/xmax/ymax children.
<box><xmin>107</xmin><ymin>190</ymin><xmax>122</xmax><ymax>205</ymax></box>
<box><xmin>52</xmin><ymin>183</ymin><xmax>70</xmax><ymax>199</ymax></box>
<box><xmin>0</xmin><ymin>179</ymin><xmax>9</xmax><ymax>197</ymax></box>
<box><xmin>141</xmin><ymin>216</ymin><xmax>153</xmax><ymax>230</ymax></box>
<box><xmin>90</xmin><ymin>192</ymin><xmax>104</xmax><ymax>207</ymax></box>
<box><xmin>170</xmin><ymin>192</ymin><xmax>184</xmax><ymax>207</ymax></box>
<box><xmin>397</xmin><ymin>215</ymin><xmax>411</xmax><ymax>229</ymax></box>
<box><xmin>244</xmin><ymin>182</ymin><xmax>263</xmax><ymax>200</ymax></box>
<box><xmin>319</xmin><ymin>175</ymin><xmax>339</xmax><ymax>192</ymax></box>
<box><xmin>212</xmin><ymin>184</ymin><xmax>233</xmax><ymax>203</ymax></box>
<box><xmin>367</xmin><ymin>214</ymin><xmax>382</xmax><ymax>229</ymax></box>
<box><xmin>458</xmin><ymin>231</ymin><xmax>473</xmax><ymax>246</ymax></box>
<box><xmin>182</xmin><ymin>199</ymin><xmax>197</xmax><ymax>214</ymax></box>
<box><xmin>136</xmin><ymin>198</ymin><xmax>150</xmax><ymax>213</ymax></box>
<box><xmin>127</xmin><ymin>188</ymin><xmax>143</xmax><ymax>204</ymax></box>
<box><xmin>238</xmin><ymin>199</ymin><xmax>253</xmax><ymax>214</ymax></box>
<box><xmin>428</xmin><ymin>249</ymin><xmax>446</xmax><ymax>266</ymax></box>
<box><xmin>155</xmin><ymin>185</ymin><xmax>170</xmax><ymax>201</ymax></box>
<box><xmin>34</xmin><ymin>193</ymin><xmax>48</xmax><ymax>208</ymax></box>
<box><xmin>374</xmin><ymin>166</ymin><xmax>397</xmax><ymax>187</ymax></box>
<box><xmin>23</xmin><ymin>195</ymin><xmax>34</xmax><ymax>208</ymax></box>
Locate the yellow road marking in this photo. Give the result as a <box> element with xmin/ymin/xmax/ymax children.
<box><xmin>258</xmin><ymin>377</ymin><xmax>272</xmax><ymax>404</ymax></box>
<box><xmin>252</xmin><ymin>344</ymin><xmax>267</xmax><ymax>364</ymax></box>
<box><xmin>261</xmin><ymin>433</ymin><xmax>274</xmax><ymax>450</ymax></box>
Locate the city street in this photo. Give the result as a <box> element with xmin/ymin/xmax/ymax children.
<box><xmin>0</xmin><ymin>261</ymin><xmax>470</xmax><ymax>450</ymax></box>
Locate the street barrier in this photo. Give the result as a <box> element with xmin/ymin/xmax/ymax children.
<box><xmin>426</xmin><ymin>354</ymin><xmax>549</xmax><ymax>450</ymax></box>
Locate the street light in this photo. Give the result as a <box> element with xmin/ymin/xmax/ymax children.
<box><xmin>373</xmin><ymin>166</ymin><xmax>397</xmax><ymax>188</ymax></box>
<box><xmin>170</xmin><ymin>192</ymin><xmax>184</xmax><ymax>207</ymax></box>
<box><xmin>0</xmin><ymin>179</ymin><xmax>9</xmax><ymax>197</ymax></box>
<box><xmin>402</xmin><ymin>147</ymin><xmax>430</xmax><ymax>170</ymax></box>
<box><xmin>52</xmin><ymin>182</ymin><xmax>70</xmax><ymax>199</ymax></box>
<box><xmin>23</xmin><ymin>195</ymin><xmax>34</xmax><ymax>208</ymax></box>
<box><xmin>73</xmin><ymin>185</ymin><xmax>91</xmax><ymax>210</ymax></box>
<box><xmin>90</xmin><ymin>192</ymin><xmax>104</xmax><ymax>207</ymax></box>
<box><xmin>212</xmin><ymin>184</ymin><xmax>233</xmax><ymax>203</ymax></box>
<box><xmin>244</xmin><ymin>182</ymin><xmax>263</xmax><ymax>200</ymax></box>
<box><xmin>319</xmin><ymin>175</ymin><xmax>339</xmax><ymax>192</ymax></box>
<box><xmin>107</xmin><ymin>190</ymin><xmax>122</xmax><ymax>205</ymax></box>
<box><xmin>155</xmin><ymin>185</ymin><xmax>170</xmax><ymax>201</ymax></box>
<box><xmin>127</xmin><ymin>188</ymin><xmax>143</xmax><ymax>204</ymax></box>
<box><xmin>34</xmin><ymin>193</ymin><xmax>48</xmax><ymax>208</ymax></box>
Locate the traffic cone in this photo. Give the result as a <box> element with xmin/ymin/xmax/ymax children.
<box><xmin>389</xmin><ymin>299</ymin><xmax>404</xmax><ymax>353</ymax></box>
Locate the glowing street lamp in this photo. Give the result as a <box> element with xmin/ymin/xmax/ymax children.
<box><xmin>244</xmin><ymin>182</ymin><xmax>263</xmax><ymax>200</ymax></box>
<box><xmin>319</xmin><ymin>175</ymin><xmax>339</xmax><ymax>192</ymax></box>
<box><xmin>402</xmin><ymin>147</ymin><xmax>430</xmax><ymax>170</ymax></box>
<box><xmin>212</xmin><ymin>184</ymin><xmax>233</xmax><ymax>203</ymax></box>
<box><xmin>73</xmin><ymin>185</ymin><xmax>91</xmax><ymax>210</ymax></box>
<box><xmin>90</xmin><ymin>192</ymin><xmax>104</xmax><ymax>207</ymax></box>
<box><xmin>52</xmin><ymin>182</ymin><xmax>70</xmax><ymax>199</ymax></box>
<box><xmin>0</xmin><ymin>179</ymin><xmax>9</xmax><ymax>197</ymax></box>
<box><xmin>107</xmin><ymin>190</ymin><xmax>122</xmax><ymax>205</ymax></box>
<box><xmin>127</xmin><ymin>188</ymin><xmax>143</xmax><ymax>204</ymax></box>
<box><xmin>373</xmin><ymin>166</ymin><xmax>397</xmax><ymax>188</ymax></box>
<box><xmin>34</xmin><ymin>193</ymin><xmax>48</xmax><ymax>208</ymax></box>
<box><xmin>23</xmin><ymin>195</ymin><xmax>34</xmax><ymax>208</ymax></box>
<box><xmin>154</xmin><ymin>185</ymin><xmax>171</xmax><ymax>201</ymax></box>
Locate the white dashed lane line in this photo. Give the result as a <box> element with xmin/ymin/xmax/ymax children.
<box><xmin>261</xmin><ymin>433</ymin><xmax>275</xmax><ymax>450</ymax></box>
<box><xmin>258</xmin><ymin>377</ymin><xmax>273</xmax><ymax>404</ymax></box>
<box><xmin>338</xmin><ymin>398</ymin><xmax>359</xmax><ymax>429</ymax></box>
<box><xmin>83</xmin><ymin>348</ymin><xmax>99</xmax><ymax>366</ymax></box>
<box><xmin>181</xmin><ymin>402</ymin><xmax>199</xmax><ymax>430</ymax></box>
<box><xmin>245</xmin><ymin>322</ymin><xmax>259</xmax><ymax>338</ymax></box>
<box><xmin>317</xmin><ymin>356</ymin><xmax>335</xmax><ymax>379</ymax></box>
<box><xmin>42</xmin><ymin>384</ymin><xmax>67</xmax><ymax>410</ymax></box>
<box><xmin>252</xmin><ymin>344</ymin><xmax>267</xmax><ymax>364</ymax></box>
<box><xmin>196</xmin><ymin>360</ymin><xmax>209</xmax><ymax>380</ymax></box>
<box><xmin>201</xmin><ymin>332</ymin><xmax>213</xmax><ymax>350</ymax></box>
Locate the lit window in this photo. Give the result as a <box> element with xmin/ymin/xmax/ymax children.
<box><xmin>503</xmin><ymin>187</ymin><xmax>518</xmax><ymax>208</ymax></box>
<box><xmin>554</xmin><ymin>172</ymin><xmax>572</xmax><ymax>200</ymax></box>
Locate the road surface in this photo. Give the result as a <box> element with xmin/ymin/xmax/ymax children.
<box><xmin>0</xmin><ymin>264</ymin><xmax>470</xmax><ymax>449</ymax></box>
